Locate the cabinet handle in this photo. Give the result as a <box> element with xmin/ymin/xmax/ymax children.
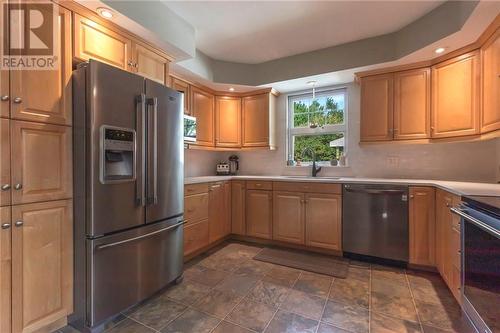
<box><xmin>409</xmin><ymin>194</ymin><xmax>414</xmax><ymax>199</ymax></box>
<box><xmin>13</xmin><ymin>97</ymin><xmax>22</xmax><ymax>104</ymax></box>
<box><xmin>1</xmin><ymin>223</ymin><xmax>10</xmax><ymax>229</ymax></box>
<box><xmin>0</xmin><ymin>95</ymin><xmax>9</xmax><ymax>102</ymax></box>
<box><xmin>445</xmin><ymin>202</ymin><xmax>450</xmax><ymax>207</ymax></box>
<box><xmin>1</xmin><ymin>184</ymin><xmax>10</xmax><ymax>191</ymax></box>
<box><xmin>14</xmin><ymin>183</ymin><xmax>22</xmax><ymax>190</ymax></box>
<box><xmin>14</xmin><ymin>220</ymin><xmax>23</xmax><ymax>227</ymax></box>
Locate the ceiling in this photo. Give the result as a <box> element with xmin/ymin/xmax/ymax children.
<box><xmin>163</xmin><ymin>1</ymin><xmax>444</xmax><ymax>64</ymax></box>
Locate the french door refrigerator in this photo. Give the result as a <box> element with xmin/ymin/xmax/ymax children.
<box><xmin>71</xmin><ymin>60</ymin><xmax>184</xmax><ymax>332</ymax></box>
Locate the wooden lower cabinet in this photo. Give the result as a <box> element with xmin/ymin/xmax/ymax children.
<box><xmin>231</xmin><ymin>181</ymin><xmax>246</xmax><ymax>235</ymax></box>
<box><xmin>409</xmin><ymin>187</ymin><xmax>435</xmax><ymax>266</ymax></box>
<box><xmin>273</xmin><ymin>192</ymin><xmax>305</xmax><ymax>244</ymax></box>
<box><xmin>11</xmin><ymin>200</ymin><xmax>73</xmax><ymax>333</ymax></box>
<box><xmin>305</xmin><ymin>193</ymin><xmax>342</xmax><ymax>251</ymax></box>
<box><xmin>184</xmin><ymin>192</ymin><xmax>208</xmax><ymax>225</ymax></box>
<box><xmin>246</xmin><ymin>190</ymin><xmax>272</xmax><ymax>239</ymax></box>
<box><xmin>0</xmin><ymin>207</ymin><xmax>11</xmax><ymax>333</ymax></box>
<box><xmin>184</xmin><ymin>220</ymin><xmax>209</xmax><ymax>257</ymax></box>
<box><xmin>208</xmin><ymin>182</ymin><xmax>226</xmax><ymax>243</ymax></box>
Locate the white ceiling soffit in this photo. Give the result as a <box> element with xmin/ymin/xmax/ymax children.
<box><xmin>77</xmin><ymin>0</ymin><xmax>196</xmax><ymax>60</ymax></box>
<box><xmin>173</xmin><ymin>1</ymin><xmax>493</xmax><ymax>88</ymax></box>
<box><xmin>165</xmin><ymin>0</ymin><xmax>445</xmax><ymax>65</ymax></box>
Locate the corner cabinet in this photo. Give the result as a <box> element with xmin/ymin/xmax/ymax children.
<box><xmin>191</xmin><ymin>87</ymin><xmax>215</xmax><ymax>147</ymax></box>
<box><xmin>360</xmin><ymin>74</ymin><xmax>394</xmax><ymax>142</ymax></box>
<box><xmin>431</xmin><ymin>51</ymin><xmax>480</xmax><ymax>138</ymax></box>
<box><xmin>481</xmin><ymin>27</ymin><xmax>500</xmax><ymax>133</ymax></box>
<box><xmin>215</xmin><ymin>96</ymin><xmax>242</xmax><ymax>148</ymax></box>
<box><xmin>11</xmin><ymin>200</ymin><xmax>73</xmax><ymax>333</ymax></box>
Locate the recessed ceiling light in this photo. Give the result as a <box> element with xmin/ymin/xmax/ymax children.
<box><xmin>228</xmin><ymin>87</ymin><xmax>235</xmax><ymax>92</ymax></box>
<box><xmin>97</xmin><ymin>7</ymin><xmax>114</xmax><ymax>19</ymax></box>
<box><xmin>435</xmin><ymin>47</ymin><xmax>446</xmax><ymax>54</ymax></box>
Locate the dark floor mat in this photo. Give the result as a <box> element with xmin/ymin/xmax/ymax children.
<box><xmin>254</xmin><ymin>247</ymin><xmax>349</xmax><ymax>278</ymax></box>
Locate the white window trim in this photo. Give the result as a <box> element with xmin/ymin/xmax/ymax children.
<box><xmin>286</xmin><ymin>87</ymin><xmax>348</xmax><ymax>166</ymax></box>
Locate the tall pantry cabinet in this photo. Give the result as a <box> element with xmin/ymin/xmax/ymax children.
<box><xmin>0</xmin><ymin>4</ymin><xmax>73</xmax><ymax>333</ymax></box>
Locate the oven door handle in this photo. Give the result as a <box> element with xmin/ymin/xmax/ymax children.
<box><xmin>451</xmin><ymin>207</ymin><xmax>500</xmax><ymax>238</ymax></box>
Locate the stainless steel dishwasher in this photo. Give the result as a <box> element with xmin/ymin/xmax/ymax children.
<box><xmin>342</xmin><ymin>184</ymin><xmax>409</xmax><ymax>262</ymax></box>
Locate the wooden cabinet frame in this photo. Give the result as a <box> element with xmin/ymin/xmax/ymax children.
<box><xmin>409</xmin><ymin>187</ymin><xmax>435</xmax><ymax>266</ymax></box>
<box><xmin>0</xmin><ymin>207</ymin><xmax>11</xmax><ymax>333</ymax></box>
<box><xmin>480</xmin><ymin>27</ymin><xmax>500</xmax><ymax>133</ymax></box>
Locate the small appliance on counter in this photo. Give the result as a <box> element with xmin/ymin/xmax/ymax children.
<box><xmin>216</xmin><ymin>162</ymin><xmax>230</xmax><ymax>175</ymax></box>
<box><xmin>229</xmin><ymin>155</ymin><xmax>239</xmax><ymax>175</ymax></box>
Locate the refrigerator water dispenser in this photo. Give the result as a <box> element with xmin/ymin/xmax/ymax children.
<box><xmin>100</xmin><ymin>126</ymin><xmax>136</xmax><ymax>183</ymax></box>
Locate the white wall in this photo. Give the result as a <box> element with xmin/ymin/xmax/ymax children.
<box><xmin>185</xmin><ymin>82</ymin><xmax>499</xmax><ymax>183</ymax></box>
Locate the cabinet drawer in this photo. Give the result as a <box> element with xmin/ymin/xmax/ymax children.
<box><xmin>184</xmin><ymin>192</ymin><xmax>208</xmax><ymax>225</ymax></box>
<box><xmin>273</xmin><ymin>182</ymin><xmax>341</xmax><ymax>194</ymax></box>
<box><xmin>184</xmin><ymin>219</ymin><xmax>209</xmax><ymax>256</ymax></box>
<box><xmin>185</xmin><ymin>183</ymin><xmax>209</xmax><ymax>196</ymax></box>
<box><xmin>246</xmin><ymin>180</ymin><xmax>273</xmax><ymax>190</ymax></box>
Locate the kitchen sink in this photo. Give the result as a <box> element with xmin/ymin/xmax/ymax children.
<box><xmin>282</xmin><ymin>176</ymin><xmax>341</xmax><ymax>180</ymax></box>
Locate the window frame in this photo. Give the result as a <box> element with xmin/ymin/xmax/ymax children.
<box><xmin>286</xmin><ymin>87</ymin><xmax>348</xmax><ymax>166</ymax></box>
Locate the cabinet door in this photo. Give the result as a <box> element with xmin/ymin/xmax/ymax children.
<box><xmin>481</xmin><ymin>28</ymin><xmax>500</xmax><ymax>133</ymax></box>
<box><xmin>0</xmin><ymin>119</ymin><xmax>10</xmax><ymax>206</ymax></box>
<box><xmin>208</xmin><ymin>183</ymin><xmax>225</xmax><ymax>243</ymax></box>
<box><xmin>0</xmin><ymin>207</ymin><xmax>11</xmax><ymax>333</ymax></box>
<box><xmin>409</xmin><ymin>187</ymin><xmax>435</xmax><ymax>266</ymax></box>
<box><xmin>74</xmin><ymin>13</ymin><xmax>133</xmax><ymax>71</ymax></box>
<box><xmin>223</xmin><ymin>182</ymin><xmax>232</xmax><ymax>236</ymax></box>
<box><xmin>231</xmin><ymin>181</ymin><xmax>246</xmax><ymax>235</ymax></box>
<box><xmin>246</xmin><ymin>190</ymin><xmax>272</xmax><ymax>239</ymax></box>
<box><xmin>215</xmin><ymin>96</ymin><xmax>241</xmax><ymax>148</ymax></box>
<box><xmin>431</xmin><ymin>52</ymin><xmax>480</xmax><ymax>138</ymax></box>
<box><xmin>0</xmin><ymin>1</ymin><xmax>8</xmax><ymax>118</ymax></box>
<box><xmin>11</xmin><ymin>121</ymin><xmax>72</xmax><ymax>205</ymax></box>
<box><xmin>11</xmin><ymin>200</ymin><xmax>73</xmax><ymax>333</ymax></box>
<box><xmin>10</xmin><ymin>5</ymin><xmax>72</xmax><ymax>125</ymax></box>
<box><xmin>184</xmin><ymin>220</ymin><xmax>209</xmax><ymax>257</ymax></box>
<box><xmin>305</xmin><ymin>193</ymin><xmax>342</xmax><ymax>251</ymax></box>
<box><xmin>435</xmin><ymin>190</ymin><xmax>453</xmax><ymax>284</ymax></box>
<box><xmin>360</xmin><ymin>74</ymin><xmax>394</xmax><ymax>141</ymax></box>
<box><xmin>242</xmin><ymin>94</ymin><xmax>269</xmax><ymax>147</ymax></box>
<box><xmin>133</xmin><ymin>43</ymin><xmax>169</xmax><ymax>85</ymax></box>
<box><xmin>171</xmin><ymin>77</ymin><xmax>191</xmax><ymax>115</ymax></box>
<box><xmin>184</xmin><ymin>192</ymin><xmax>208</xmax><ymax>225</ymax></box>
<box><xmin>273</xmin><ymin>191</ymin><xmax>304</xmax><ymax>244</ymax></box>
<box><xmin>191</xmin><ymin>87</ymin><xmax>215</xmax><ymax>147</ymax></box>
<box><xmin>394</xmin><ymin>68</ymin><xmax>431</xmax><ymax>140</ymax></box>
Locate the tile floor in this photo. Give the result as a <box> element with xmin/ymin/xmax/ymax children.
<box><xmin>58</xmin><ymin>241</ymin><xmax>469</xmax><ymax>333</ymax></box>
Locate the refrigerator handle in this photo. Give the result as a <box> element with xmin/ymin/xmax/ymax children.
<box><xmin>146</xmin><ymin>97</ymin><xmax>159</xmax><ymax>205</ymax></box>
<box><xmin>136</xmin><ymin>94</ymin><xmax>146</xmax><ymax>206</ymax></box>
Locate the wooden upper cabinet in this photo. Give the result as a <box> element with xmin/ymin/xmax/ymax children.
<box><xmin>0</xmin><ymin>119</ymin><xmax>10</xmax><ymax>207</ymax></box>
<box><xmin>191</xmin><ymin>87</ymin><xmax>215</xmax><ymax>146</ymax></box>
<box><xmin>132</xmin><ymin>43</ymin><xmax>169</xmax><ymax>85</ymax></box>
<box><xmin>11</xmin><ymin>200</ymin><xmax>73</xmax><ymax>333</ymax></box>
<box><xmin>10</xmin><ymin>121</ymin><xmax>72</xmax><ymax>205</ymax></box>
<box><xmin>481</xmin><ymin>27</ymin><xmax>500</xmax><ymax>133</ymax></box>
<box><xmin>0</xmin><ymin>69</ymin><xmax>8</xmax><ymax>119</ymax></box>
<box><xmin>231</xmin><ymin>181</ymin><xmax>246</xmax><ymax>236</ymax></box>
<box><xmin>431</xmin><ymin>51</ymin><xmax>480</xmax><ymax>138</ymax></box>
<box><xmin>305</xmin><ymin>193</ymin><xmax>342</xmax><ymax>251</ymax></box>
<box><xmin>171</xmin><ymin>77</ymin><xmax>191</xmax><ymax>115</ymax></box>
<box><xmin>246</xmin><ymin>190</ymin><xmax>272</xmax><ymax>239</ymax></box>
<box><xmin>242</xmin><ymin>94</ymin><xmax>270</xmax><ymax>147</ymax></box>
<box><xmin>409</xmin><ymin>187</ymin><xmax>435</xmax><ymax>267</ymax></box>
<box><xmin>10</xmin><ymin>5</ymin><xmax>72</xmax><ymax>126</ymax></box>
<box><xmin>74</xmin><ymin>13</ymin><xmax>133</xmax><ymax>71</ymax></box>
<box><xmin>0</xmin><ymin>207</ymin><xmax>11</xmax><ymax>333</ymax></box>
<box><xmin>360</xmin><ymin>74</ymin><xmax>394</xmax><ymax>142</ymax></box>
<box><xmin>273</xmin><ymin>192</ymin><xmax>305</xmax><ymax>244</ymax></box>
<box><xmin>393</xmin><ymin>68</ymin><xmax>431</xmax><ymax>140</ymax></box>
<box><xmin>215</xmin><ymin>96</ymin><xmax>241</xmax><ymax>148</ymax></box>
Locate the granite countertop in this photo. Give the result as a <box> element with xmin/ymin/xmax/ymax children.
<box><xmin>184</xmin><ymin>175</ymin><xmax>500</xmax><ymax>197</ymax></box>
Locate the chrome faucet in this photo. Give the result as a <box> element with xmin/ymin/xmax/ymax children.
<box><xmin>302</xmin><ymin>147</ymin><xmax>322</xmax><ymax>177</ymax></box>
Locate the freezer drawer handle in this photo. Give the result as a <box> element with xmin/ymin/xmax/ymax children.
<box><xmin>95</xmin><ymin>220</ymin><xmax>186</xmax><ymax>251</ymax></box>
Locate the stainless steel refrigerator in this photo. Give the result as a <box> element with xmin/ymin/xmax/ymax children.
<box><xmin>71</xmin><ymin>60</ymin><xmax>184</xmax><ymax>332</ymax></box>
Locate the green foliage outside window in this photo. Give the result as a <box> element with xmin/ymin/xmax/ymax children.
<box><xmin>293</xmin><ymin>97</ymin><xmax>344</xmax><ymax>128</ymax></box>
<box><xmin>294</xmin><ymin>133</ymin><xmax>344</xmax><ymax>163</ymax></box>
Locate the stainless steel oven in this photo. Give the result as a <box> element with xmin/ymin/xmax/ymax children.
<box><xmin>452</xmin><ymin>196</ymin><xmax>500</xmax><ymax>333</ymax></box>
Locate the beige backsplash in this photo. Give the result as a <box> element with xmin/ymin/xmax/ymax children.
<box><xmin>185</xmin><ymin>82</ymin><xmax>500</xmax><ymax>183</ymax></box>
